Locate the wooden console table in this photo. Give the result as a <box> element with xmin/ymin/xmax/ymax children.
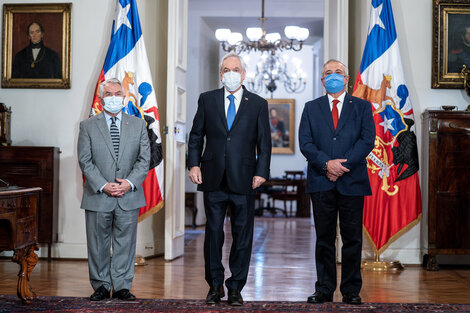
<box><xmin>422</xmin><ymin>110</ymin><xmax>470</xmax><ymax>270</ymax></box>
<box><xmin>0</xmin><ymin>187</ymin><xmax>41</xmax><ymax>303</ymax></box>
<box><xmin>0</xmin><ymin>146</ymin><xmax>60</xmax><ymax>259</ymax></box>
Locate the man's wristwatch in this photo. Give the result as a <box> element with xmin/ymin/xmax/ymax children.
<box><xmin>323</xmin><ymin>161</ymin><xmax>328</xmax><ymax>173</ymax></box>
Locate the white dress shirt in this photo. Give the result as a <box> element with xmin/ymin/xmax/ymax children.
<box><xmin>327</xmin><ymin>92</ymin><xmax>346</xmax><ymax>118</ymax></box>
<box><xmin>224</xmin><ymin>87</ymin><xmax>243</xmax><ymax>117</ymax></box>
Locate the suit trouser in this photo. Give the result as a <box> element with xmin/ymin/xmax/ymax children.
<box><xmin>310</xmin><ymin>188</ymin><xmax>364</xmax><ymax>295</ymax></box>
<box><xmin>85</xmin><ymin>206</ymin><xmax>139</xmax><ymax>292</ymax></box>
<box><xmin>203</xmin><ymin>185</ymin><xmax>255</xmax><ymax>291</ymax></box>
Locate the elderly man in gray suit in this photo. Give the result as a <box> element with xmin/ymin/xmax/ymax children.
<box><xmin>78</xmin><ymin>78</ymin><xmax>150</xmax><ymax>301</ymax></box>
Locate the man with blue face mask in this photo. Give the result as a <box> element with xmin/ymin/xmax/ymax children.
<box><xmin>299</xmin><ymin>60</ymin><xmax>375</xmax><ymax>305</ymax></box>
<box><xmin>188</xmin><ymin>53</ymin><xmax>271</xmax><ymax>306</ymax></box>
<box><xmin>77</xmin><ymin>78</ymin><xmax>150</xmax><ymax>302</ymax></box>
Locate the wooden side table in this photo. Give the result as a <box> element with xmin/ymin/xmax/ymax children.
<box><xmin>0</xmin><ymin>187</ymin><xmax>41</xmax><ymax>303</ymax></box>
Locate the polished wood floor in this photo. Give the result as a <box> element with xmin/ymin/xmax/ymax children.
<box><xmin>1</xmin><ymin>218</ymin><xmax>469</xmax><ymax>303</ymax></box>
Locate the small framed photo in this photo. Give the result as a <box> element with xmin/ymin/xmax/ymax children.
<box><xmin>267</xmin><ymin>98</ymin><xmax>295</xmax><ymax>154</ymax></box>
<box><xmin>432</xmin><ymin>0</ymin><xmax>470</xmax><ymax>89</ymax></box>
<box><xmin>1</xmin><ymin>3</ymin><xmax>72</xmax><ymax>89</ymax></box>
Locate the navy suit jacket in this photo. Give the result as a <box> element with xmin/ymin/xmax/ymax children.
<box><xmin>299</xmin><ymin>93</ymin><xmax>375</xmax><ymax>196</ymax></box>
<box><xmin>188</xmin><ymin>86</ymin><xmax>271</xmax><ymax>195</ymax></box>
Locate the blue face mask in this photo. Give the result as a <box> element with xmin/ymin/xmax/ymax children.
<box><xmin>103</xmin><ymin>96</ymin><xmax>124</xmax><ymax>114</ymax></box>
<box><xmin>324</xmin><ymin>73</ymin><xmax>345</xmax><ymax>93</ymax></box>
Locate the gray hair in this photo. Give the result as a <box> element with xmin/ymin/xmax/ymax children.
<box><xmin>98</xmin><ymin>78</ymin><xmax>124</xmax><ymax>98</ymax></box>
<box><xmin>322</xmin><ymin>59</ymin><xmax>349</xmax><ymax>76</ymax></box>
<box><xmin>219</xmin><ymin>52</ymin><xmax>246</xmax><ymax>72</ymax></box>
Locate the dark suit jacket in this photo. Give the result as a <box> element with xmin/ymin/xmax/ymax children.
<box><xmin>299</xmin><ymin>93</ymin><xmax>375</xmax><ymax>196</ymax></box>
<box><xmin>12</xmin><ymin>45</ymin><xmax>61</xmax><ymax>78</ymax></box>
<box><xmin>188</xmin><ymin>86</ymin><xmax>271</xmax><ymax>195</ymax></box>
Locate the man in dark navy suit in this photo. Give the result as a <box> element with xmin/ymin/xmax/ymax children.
<box><xmin>299</xmin><ymin>59</ymin><xmax>375</xmax><ymax>305</ymax></box>
<box><xmin>187</xmin><ymin>53</ymin><xmax>271</xmax><ymax>306</ymax></box>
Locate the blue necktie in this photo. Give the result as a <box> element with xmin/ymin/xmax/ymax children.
<box><xmin>227</xmin><ymin>94</ymin><xmax>236</xmax><ymax>130</ymax></box>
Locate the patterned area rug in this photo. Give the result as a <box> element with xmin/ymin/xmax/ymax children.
<box><xmin>1</xmin><ymin>295</ymin><xmax>470</xmax><ymax>313</ymax></box>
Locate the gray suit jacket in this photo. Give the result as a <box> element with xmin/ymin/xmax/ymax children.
<box><xmin>78</xmin><ymin>112</ymin><xmax>150</xmax><ymax>212</ymax></box>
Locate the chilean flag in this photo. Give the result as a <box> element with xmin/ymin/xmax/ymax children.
<box><xmin>352</xmin><ymin>0</ymin><xmax>421</xmax><ymax>255</ymax></box>
<box><xmin>90</xmin><ymin>0</ymin><xmax>164</xmax><ymax>221</ymax></box>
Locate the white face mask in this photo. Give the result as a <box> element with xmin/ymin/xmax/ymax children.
<box><xmin>103</xmin><ymin>96</ymin><xmax>124</xmax><ymax>114</ymax></box>
<box><xmin>222</xmin><ymin>71</ymin><xmax>242</xmax><ymax>92</ymax></box>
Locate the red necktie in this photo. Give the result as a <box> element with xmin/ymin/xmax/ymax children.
<box><xmin>332</xmin><ymin>99</ymin><xmax>339</xmax><ymax>130</ymax></box>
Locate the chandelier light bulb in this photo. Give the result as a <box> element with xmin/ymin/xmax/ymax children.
<box><xmin>215</xmin><ymin>28</ymin><xmax>231</xmax><ymax>42</ymax></box>
<box><xmin>246</xmin><ymin>27</ymin><xmax>263</xmax><ymax>41</ymax></box>
<box><xmin>296</xmin><ymin>28</ymin><xmax>310</xmax><ymax>41</ymax></box>
<box><xmin>284</xmin><ymin>26</ymin><xmax>299</xmax><ymax>40</ymax></box>
<box><xmin>227</xmin><ymin>32</ymin><xmax>243</xmax><ymax>45</ymax></box>
<box><xmin>265</xmin><ymin>32</ymin><xmax>281</xmax><ymax>43</ymax></box>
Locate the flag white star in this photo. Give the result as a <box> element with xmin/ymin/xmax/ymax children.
<box><xmin>114</xmin><ymin>2</ymin><xmax>132</xmax><ymax>34</ymax></box>
<box><xmin>368</xmin><ymin>2</ymin><xmax>385</xmax><ymax>35</ymax></box>
<box><xmin>379</xmin><ymin>115</ymin><xmax>395</xmax><ymax>134</ymax></box>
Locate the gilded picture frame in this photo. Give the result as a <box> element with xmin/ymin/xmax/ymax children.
<box><xmin>432</xmin><ymin>0</ymin><xmax>470</xmax><ymax>89</ymax></box>
<box><xmin>267</xmin><ymin>98</ymin><xmax>295</xmax><ymax>154</ymax></box>
<box><xmin>1</xmin><ymin>3</ymin><xmax>72</xmax><ymax>89</ymax></box>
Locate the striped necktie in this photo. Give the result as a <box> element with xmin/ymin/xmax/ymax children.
<box><xmin>110</xmin><ymin>117</ymin><xmax>120</xmax><ymax>157</ymax></box>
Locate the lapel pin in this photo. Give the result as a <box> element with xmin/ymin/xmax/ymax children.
<box><xmin>245</xmin><ymin>97</ymin><xmax>248</xmax><ymax>100</ymax></box>
<box><xmin>349</xmin><ymin>100</ymin><xmax>352</xmax><ymax>103</ymax></box>
<box><xmin>125</xmin><ymin>122</ymin><xmax>129</xmax><ymax>125</ymax></box>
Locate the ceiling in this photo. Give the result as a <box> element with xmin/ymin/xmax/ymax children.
<box><xmin>190</xmin><ymin>0</ymin><xmax>324</xmax><ymax>45</ymax></box>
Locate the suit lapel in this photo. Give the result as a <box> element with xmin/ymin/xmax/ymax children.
<box><xmin>118</xmin><ymin>114</ymin><xmax>130</xmax><ymax>162</ymax></box>
<box><xmin>319</xmin><ymin>95</ymin><xmax>335</xmax><ymax>133</ymax></box>
<box><xmin>336</xmin><ymin>93</ymin><xmax>354</xmax><ymax>133</ymax></box>
<box><xmin>97</xmin><ymin>113</ymin><xmax>118</xmax><ymax>162</ymax></box>
<box><xmin>230</xmin><ymin>88</ymin><xmax>249</xmax><ymax>131</ymax></box>
<box><xmin>216</xmin><ymin>87</ymin><xmax>228</xmax><ymax>132</ymax></box>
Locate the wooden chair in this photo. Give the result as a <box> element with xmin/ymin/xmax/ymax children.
<box><xmin>270</xmin><ymin>171</ymin><xmax>304</xmax><ymax>217</ymax></box>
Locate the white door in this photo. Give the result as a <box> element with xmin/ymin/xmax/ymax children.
<box><xmin>164</xmin><ymin>0</ymin><xmax>188</xmax><ymax>261</ymax></box>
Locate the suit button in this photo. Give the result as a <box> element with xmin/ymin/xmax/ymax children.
<box><xmin>227</xmin><ymin>137</ymin><xmax>231</xmax><ymax>141</ymax></box>
<box><xmin>116</xmin><ymin>168</ymin><xmax>120</xmax><ymax>171</ymax></box>
<box><xmin>333</xmin><ymin>137</ymin><xmax>337</xmax><ymax>141</ymax></box>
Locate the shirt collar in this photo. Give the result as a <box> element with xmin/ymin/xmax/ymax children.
<box><xmin>224</xmin><ymin>86</ymin><xmax>244</xmax><ymax>101</ymax></box>
<box><xmin>103</xmin><ymin>110</ymin><xmax>122</xmax><ymax>122</ymax></box>
<box><xmin>327</xmin><ymin>91</ymin><xmax>346</xmax><ymax>104</ymax></box>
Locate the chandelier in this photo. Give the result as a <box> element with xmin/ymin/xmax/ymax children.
<box><xmin>214</xmin><ymin>0</ymin><xmax>309</xmax><ymax>55</ymax></box>
<box><xmin>244</xmin><ymin>53</ymin><xmax>306</xmax><ymax>98</ymax></box>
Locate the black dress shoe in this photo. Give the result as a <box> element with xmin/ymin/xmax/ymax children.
<box><xmin>307</xmin><ymin>291</ymin><xmax>333</xmax><ymax>303</ymax></box>
<box><xmin>206</xmin><ymin>286</ymin><xmax>224</xmax><ymax>304</ymax></box>
<box><xmin>227</xmin><ymin>289</ymin><xmax>243</xmax><ymax>306</ymax></box>
<box><xmin>112</xmin><ymin>289</ymin><xmax>136</xmax><ymax>301</ymax></box>
<box><xmin>342</xmin><ymin>293</ymin><xmax>362</xmax><ymax>305</ymax></box>
<box><xmin>90</xmin><ymin>285</ymin><xmax>110</xmax><ymax>301</ymax></box>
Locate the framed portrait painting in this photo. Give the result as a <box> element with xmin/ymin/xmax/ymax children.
<box><xmin>267</xmin><ymin>98</ymin><xmax>295</xmax><ymax>154</ymax></box>
<box><xmin>432</xmin><ymin>0</ymin><xmax>470</xmax><ymax>89</ymax></box>
<box><xmin>1</xmin><ymin>3</ymin><xmax>72</xmax><ymax>89</ymax></box>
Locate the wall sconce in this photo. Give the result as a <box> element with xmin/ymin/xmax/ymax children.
<box><xmin>0</xmin><ymin>103</ymin><xmax>12</xmax><ymax>146</ymax></box>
